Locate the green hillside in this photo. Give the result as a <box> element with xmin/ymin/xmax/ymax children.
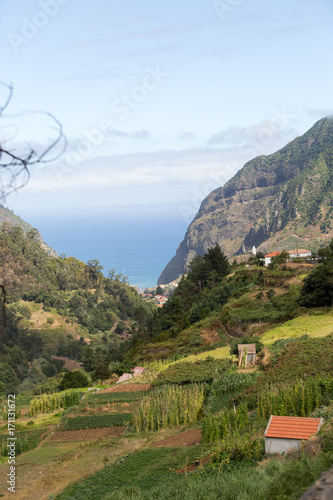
<box><xmin>0</xmin><ymin>221</ymin><xmax>154</xmax><ymax>395</ymax></box>
<box><xmin>2</xmin><ymin>216</ymin><xmax>333</xmax><ymax>499</ymax></box>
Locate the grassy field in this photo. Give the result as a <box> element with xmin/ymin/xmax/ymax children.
<box><xmin>261</xmin><ymin>310</ymin><xmax>333</xmax><ymax>344</ymax></box>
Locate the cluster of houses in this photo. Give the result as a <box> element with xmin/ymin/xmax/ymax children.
<box><xmin>141</xmin><ymin>282</ymin><xmax>179</xmax><ymax>307</ymax></box>
<box><xmin>141</xmin><ymin>292</ymin><xmax>168</xmax><ymax>307</ymax></box>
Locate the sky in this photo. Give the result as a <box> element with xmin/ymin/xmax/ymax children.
<box><xmin>0</xmin><ymin>0</ymin><xmax>332</xmax><ymax>223</ymax></box>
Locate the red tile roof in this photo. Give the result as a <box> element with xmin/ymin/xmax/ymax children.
<box><xmin>265</xmin><ymin>251</ymin><xmax>281</xmax><ymax>258</ymax></box>
<box><xmin>287</xmin><ymin>249</ymin><xmax>311</xmax><ymax>254</ymax></box>
<box><xmin>265</xmin><ymin>416</ymin><xmax>323</xmax><ymax>440</ymax></box>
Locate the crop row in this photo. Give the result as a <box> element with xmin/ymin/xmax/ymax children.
<box><xmin>28</xmin><ymin>392</ymin><xmax>81</xmax><ymax>416</ymax></box>
<box><xmin>258</xmin><ymin>375</ymin><xmax>333</xmax><ymax>418</ymax></box>
<box><xmin>133</xmin><ymin>385</ymin><xmax>205</xmax><ymax>432</ymax></box>
<box><xmin>202</xmin><ymin>402</ymin><xmax>249</xmax><ymax>443</ymax></box>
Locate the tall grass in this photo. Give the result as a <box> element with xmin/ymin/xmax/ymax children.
<box><xmin>27</xmin><ymin>392</ymin><xmax>81</xmax><ymax>417</ymax></box>
<box><xmin>202</xmin><ymin>403</ymin><xmax>249</xmax><ymax>443</ymax></box>
<box><xmin>258</xmin><ymin>375</ymin><xmax>333</xmax><ymax>418</ymax></box>
<box><xmin>133</xmin><ymin>385</ymin><xmax>205</xmax><ymax>432</ymax></box>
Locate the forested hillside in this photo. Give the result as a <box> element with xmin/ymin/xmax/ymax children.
<box><xmin>0</xmin><ymin>223</ymin><xmax>153</xmax><ymax>394</ymax></box>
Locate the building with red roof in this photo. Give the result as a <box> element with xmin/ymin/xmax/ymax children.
<box><xmin>265</xmin><ymin>415</ymin><xmax>324</xmax><ymax>454</ymax></box>
<box><xmin>264</xmin><ymin>251</ymin><xmax>282</xmax><ymax>266</ymax></box>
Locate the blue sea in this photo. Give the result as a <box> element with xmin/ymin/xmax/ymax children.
<box><xmin>25</xmin><ymin>213</ymin><xmax>187</xmax><ymax>289</ymax></box>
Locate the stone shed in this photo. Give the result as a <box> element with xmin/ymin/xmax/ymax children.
<box><xmin>265</xmin><ymin>415</ymin><xmax>324</xmax><ymax>454</ymax></box>
<box><xmin>238</xmin><ymin>343</ymin><xmax>256</xmax><ymax>367</ymax></box>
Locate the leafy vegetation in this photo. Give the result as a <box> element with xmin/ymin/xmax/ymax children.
<box><xmin>300</xmin><ymin>259</ymin><xmax>333</xmax><ymax>307</ymax></box>
<box><xmin>59</xmin><ymin>370</ymin><xmax>89</xmax><ymax>390</ymax></box>
<box><xmin>55</xmin><ymin>446</ymin><xmax>205</xmax><ymax>500</ymax></box>
<box><xmin>152</xmin><ymin>358</ymin><xmax>231</xmax><ymax>386</ymax></box>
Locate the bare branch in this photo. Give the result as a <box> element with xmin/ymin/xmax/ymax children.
<box><xmin>0</xmin><ymin>83</ymin><xmax>67</xmax><ymax>199</ymax></box>
<box><xmin>0</xmin><ymin>82</ymin><xmax>13</xmax><ymax>116</ymax></box>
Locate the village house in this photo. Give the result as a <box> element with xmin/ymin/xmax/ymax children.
<box><xmin>264</xmin><ymin>251</ymin><xmax>281</xmax><ymax>266</ymax></box>
<box><xmin>287</xmin><ymin>248</ymin><xmax>312</xmax><ymax>258</ymax></box>
<box><xmin>265</xmin><ymin>415</ymin><xmax>324</xmax><ymax>454</ymax></box>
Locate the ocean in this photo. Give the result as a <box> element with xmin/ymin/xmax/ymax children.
<box><xmin>26</xmin><ymin>213</ymin><xmax>188</xmax><ymax>289</ymax></box>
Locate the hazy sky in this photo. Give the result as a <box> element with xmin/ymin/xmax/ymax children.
<box><xmin>1</xmin><ymin>0</ymin><xmax>332</xmax><ymax>222</ymax></box>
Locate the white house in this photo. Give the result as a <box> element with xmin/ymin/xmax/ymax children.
<box><xmin>265</xmin><ymin>415</ymin><xmax>324</xmax><ymax>454</ymax></box>
<box><xmin>264</xmin><ymin>251</ymin><xmax>281</xmax><ymax>266</ymax></box>
<box><xmin>287</xmin><ymin>249</ymin><xmax>312</xmax><ymax>258</ymax></box>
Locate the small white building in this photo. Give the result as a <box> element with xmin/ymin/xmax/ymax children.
<box><xmin>238</xmin><ymin>344</ymin><xmax>256</xmax><ymax>367</ymax></box>
<box><xmin>265</xmin><ymin>415</ymin><xmax>324</xmax><ymax>454</ymax></box>
<box><xmin>287</xmin><ymin>249</ymin><xmax>312</xmax><ymax>258</ymax></box>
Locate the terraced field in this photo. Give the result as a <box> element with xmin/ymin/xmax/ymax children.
<box><xmin>100</xmin><ymin>383</ymin><xmax>151</xmax><ymax>393</ymax></box>
<box><xmin>48</xmin><ymin>427</ymin><xmax>125</xmax><ymax>442</ymax></box>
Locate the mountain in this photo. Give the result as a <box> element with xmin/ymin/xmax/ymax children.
<box><xmin>159</xmin><ymin>117</ymin><xmax>333</xmax><ymax>284</ymax></box>
<box><xmin>0</xmin><ymin>204</ymin><xmax>35</xmax><ymax>232</ymax></box>
<box><xmin>0</xmin><ymin>204</ymin><xmax>57</xmax><ymax>256</ymax></box>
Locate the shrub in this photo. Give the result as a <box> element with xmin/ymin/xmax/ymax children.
<box><xmin>205</xmin><ymin>433</ymin><xmax>264</xmax><ymax>471</ymax></box>
<box><xmin>59</xmin><ymin>370</ymin><xmax>89</xmax><ymax>390</ymax></box>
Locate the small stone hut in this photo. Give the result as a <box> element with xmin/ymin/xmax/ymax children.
<box><xmin>265</xmin><ymin>415</ymin><xmax>324</xmax><ymax>454</ymax></box>
<box><xmin>238</xmin><ymin>344</ymin><xmax>256</xmax><ymax>367</ymax></box>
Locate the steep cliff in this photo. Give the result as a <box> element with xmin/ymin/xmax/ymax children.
<box><xmin>158</xmin><ymin>117</ymin><xmax>333</xmax><ymax>284</ymax></box>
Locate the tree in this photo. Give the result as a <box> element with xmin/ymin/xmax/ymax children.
<box><xmin>274</xmin><ymin>250</ymin><xmax>290</xmax><ymax>265</ymax></box>
<box><xmin>155</xmin><ymin>285</ymin><xmax>164</xmax><ymax>296</ymax></box>
<box><xmin>299</xmin><ymin>261</ymin><xmax>333</xmax><ymax>307</ymax></box>
<box><xmin>188</xmin><ymin>244</ymin><xmax>230</xmax><ymax>289</ymax></box>
<box><xmin>87</xmin><ymin>259</ymin><xmax>103</xmax><ymax>283</ymax></box>
<box><xmin>59</xmin><ymin>370</ymin><xmax>89</xmax><ymax>390</ymax></box>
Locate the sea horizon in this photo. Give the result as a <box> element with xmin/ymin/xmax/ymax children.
<box><xmin>23</xmin><ymin>212</ymin><xmax>188</xmax><ymax>290</ymax></box>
